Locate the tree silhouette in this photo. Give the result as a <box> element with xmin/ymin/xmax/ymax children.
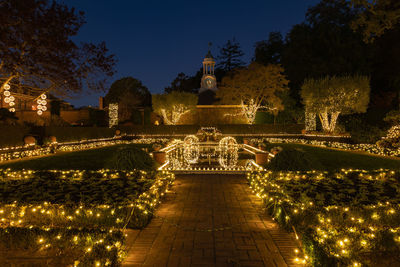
<box><xmin>105</xmin><ymin>77</ymin><xmax>151</xmax><ymax>122</ymax></box>
<box><xmin>164</xmin><ymin>71</ymin><xmax>201</xmax><ymax>94</ymax></box>
<box><xmin>351</xmin><ymin>0</ymin><xmax>400</xmax><ymax>42</ymax></box>
<box><xmin>0</xmin><ymin>0</ymin><xmax>116</xmax><ymax>99</ymax></box>
<box><xmin>217</xmin><ymin>38</ymin><xmax>245</xmax><ymax>72</ymax></box>
<box><xmin>254</xmin><ymin>32</ymin><xmax>284</xmax><ymax>65</ymax></box>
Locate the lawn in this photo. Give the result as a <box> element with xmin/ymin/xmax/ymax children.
<box><xmin>0</xmin><ymin>143</ymin><xmax>152</xmax><ymax>170</ymax></box>
<box><xmin>264</xmin><ymin>143</ymin><xmax>400</xmax><ymax>171</ymax></box>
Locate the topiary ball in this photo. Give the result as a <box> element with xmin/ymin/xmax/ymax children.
<box><xmin>107</xmin><ymin>147</ymin><xmax>155</xmax><ymax>171</ymax></box>
<box><xmin>268</xmin><ymin>148</ymin><xmax>324</xmax><ymax>171</ymax></box>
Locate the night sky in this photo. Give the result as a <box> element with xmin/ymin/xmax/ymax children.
<box><xmin>67</xmin><ymin>0</ymin><xmax>320</xmax><ymax>107</ymax></box>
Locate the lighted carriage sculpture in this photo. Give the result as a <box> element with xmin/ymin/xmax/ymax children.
<box><xmin>165</xmin><ymin>128</ymin><xmax>240</xmax><ymax>169</ymax></box>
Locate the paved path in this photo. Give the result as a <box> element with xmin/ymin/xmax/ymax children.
<box><xmin>123</xmin><ymin>174</ymin><xmax>303</xmax><ymax>267</ymax></box>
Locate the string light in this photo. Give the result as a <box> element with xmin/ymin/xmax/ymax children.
<box><xmin>108</xmin><ymin>103</ymin><xmax>118</xmax><ymax>127</ymax></box>
<box><xmin>0</xmin><ymin>169</ymin><xmax>174</xmax><ymax>265</ymax></box>
<box><xmin>247</xmin><ymin>169</ymin><xmax>400</xmax><ymax>266</ymax></box>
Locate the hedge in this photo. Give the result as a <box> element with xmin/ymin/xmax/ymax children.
<box><xmin>44</xmin><ymin>126</ymin><xmax>115</xmax><ymax>143</ymax></box>
<box><xmin>0</xmin><ymin>125</ymin><xmax>31</xmax><ymax>148</ymax></box>
<box><xmin>119</xmin><ymin>124</ymin><xmax>305</xmax><ymax>136</ymax></box>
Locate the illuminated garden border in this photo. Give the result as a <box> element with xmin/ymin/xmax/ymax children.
<box><xmin>0</xmin><ymin>169</ymin><xmax>174</xmax><ymax>265</ymax></box>
<box><xmin>247</xmin><ymin>169</ymin><xmax>400</xmax><ymax>266</ymax></box>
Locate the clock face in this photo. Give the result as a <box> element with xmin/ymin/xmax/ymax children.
<box><xmin>205</xmin><ymin>77</ymin><xmax>215</xmax><ymax>88</ymax></box>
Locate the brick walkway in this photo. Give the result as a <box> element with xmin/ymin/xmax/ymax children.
<box><xmin>123</xmin><ymin>174</ymin><xmax>303</xmax><ymax>267</ymax></box>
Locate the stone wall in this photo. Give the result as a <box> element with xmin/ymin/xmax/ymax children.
<box><xmin>179</xmin><ymin>105</ymin><xmax>247</xmax><ymax>125</ymax></box>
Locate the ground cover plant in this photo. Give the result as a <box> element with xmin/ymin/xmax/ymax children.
<box><xmin>261</xmin><ymin>143</ymin><xmax>400</xmax><ymax>171</ymax></box>
<box><xmin>248</xmin><ymin>170</ymin><xmax>400</xmax><ymax>266</ymax></box>
<box><xmin>0</xmin><ymin>167</ymin><xmax>174</xmax><ymax>265</ymax></box>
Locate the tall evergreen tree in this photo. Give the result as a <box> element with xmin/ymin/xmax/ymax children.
<box><xmin>217</xmin><ymin>38</ymin><xmax>245</xmax><ymax>72</ymax></box>
<box><xmin>253</xmin><ymin>32</ymin><xmax>284</xmax><ymax>65</ymax></box>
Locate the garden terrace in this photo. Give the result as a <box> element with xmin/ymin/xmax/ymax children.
<box><xmin>247</xmin><ymin>170</ymin><xmax>400</xmax><ymax>266</ymax></box>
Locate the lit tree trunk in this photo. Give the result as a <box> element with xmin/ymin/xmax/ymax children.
<box><xmin>160</xmin><ymin>105</ymin><xmax>191</xmax><ymax>125</ymax></box>
<box><xmin>161</xmin><ymin>109</ymin><xmax>172</xmax><ymax>125</ymax></box>
<box><xmin>318</xmin><ymin>111</ymin><xmax>340</xmax><ymax>133</ymax></box>
<box><xmin>241</xmin><ymin>99</ymin><xmax>259</xmax><ymax>124</ymax></box>
<box><xmin>318</xmin><ymin>111</ymin><xmax>330</xmax><ymax>132</ymax></box>
<box><xmin>328</xmin><ymin>111</ymin><xmax>340</xmax><ymax>133</ymax></box>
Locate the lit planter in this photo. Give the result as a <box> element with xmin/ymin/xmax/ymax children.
<box><xmin>255</xmin><ymin>152</ymin><xmax>268</xmax><ymax>165</ymax></box>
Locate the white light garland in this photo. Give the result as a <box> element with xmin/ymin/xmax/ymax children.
<box><xmin>3</xmin><ymin>83</ymin><xmax>15</xmax><ymax>112</ymax></box>
<box><xmin>218</xmin><ymin>136</ymin><xmax>239</xmax><ymax>169</ymax></box>
<box><xmin>36</xmin><ymin>94</ymin><xmax>47</xmax><ymax>115</ymax></box>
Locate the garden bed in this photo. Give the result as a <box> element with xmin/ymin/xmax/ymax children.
<box><xmin>247</xmin><ymin>170</ymin><xmax>400</xmax><ymax>266</ymax></box>
<box><xmin>0</xmin><ymin>169</ymin><xmax>174</xmax><ymax>265</ymax></box>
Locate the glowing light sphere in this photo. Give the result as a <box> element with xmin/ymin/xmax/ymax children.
<box><xmin>9</xmin><ymin>108</ymin><xmax>15</xmax><ymax>112</ymax></box>
<box><xmin>9</xmin><ymin>96</ymin><xmax>14</xmax><ymax>101</ymax></box>
<box><xmin>41</xmin><ymin>100</ymin><xmax>47</xmax><ymax>105</ymax></box>
<box><xmin>183</xmin><ymin>135</ymin><xmax>200</xmax><ymax>164</ymax></box>
<box><xmin>4</xmin><ymin>97</ymin><xmax>10</xmax><ymax>103</ymax></box>
<box><xmin>4</xmin><ymin>84</ymin><xmax>10</xmax><ymax>90</ymax></box>
<box><xmin>37</xmin><ymin>99</ymin><xmax>41</xmax><ymax>104</ymax></box>
<box><xmin>218</xmin><ymin>136</ymin><xmax>238</xmax><ymax>169</ymax></box>
<box><xmin>41</xmin><ymin>94</ymin><xmax>47</xmax><ymax>99</ymax></box>
<box><xmin>41</xmin><ymin>106</ymin><xmax>47</xmax><ymax>111</ymax></box>
<box><xmin>3</xmin><ymin>91</ymin><xmax>10</xmax><ymax>97</ymax></box>
<box><xmin>37</xmin><ymin>110</ymin><xmax>43</xmax><ymax>115</ymax></box>
<box><xmin>37</xmin><ymin>104</ymin><xmax>42</xmax><ymax>110</ymax></box>
<box><xmin>9</xmin><ymin>102</ymin><xmax>15</xmax><ymax>106</ymax></box>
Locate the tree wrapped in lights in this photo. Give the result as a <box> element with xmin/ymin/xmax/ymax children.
<box><xmin>301</xmin><ymin>75</ymin><xmax>370</xmax><ymax>133</ymax></box>
<box><xmin>217</xmin><ymin>63</ymin><xmax>289</xmax><ymax>124</ymax></box>
<box><xmin>152</xmin><ymin>91</ymin><xmax>198</xmax><ymax>125</ymax></box>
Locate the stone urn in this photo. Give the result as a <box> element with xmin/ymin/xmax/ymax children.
<box><xmin>49</xmin><ymin>136</ymin><xmax>57</xmax><ymax>143</ymax></box>
<box><xmin>24</xmin><ymin>136</ymin><xmax>36</xmax><ymax>146</ymax></box>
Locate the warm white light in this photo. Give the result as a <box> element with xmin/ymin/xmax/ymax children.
<box><xmin>37</xmin><ymin>110</ymin><xmax>43</xmax><ymax>115</ymax></box>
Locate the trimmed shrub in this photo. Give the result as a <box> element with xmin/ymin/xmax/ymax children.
<box><xmin>107</xmin><ymin>147</ymin><xmax>155</xmax><ymax>171</ymax></box>
<box><xmin>268</xmin><ymin>148</ymin><xmax>324</xmax><ymax>171</ymax></box>
<box><xmin>44</xmin><ymin>127</ymin><xmax>115</xmax><ymax>143</ymax></box>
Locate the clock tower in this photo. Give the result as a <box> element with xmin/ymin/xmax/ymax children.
<box><xmin>199</xmin><ymin>43</ymin><xmax>218</xmax><ymax>93</ymax></box>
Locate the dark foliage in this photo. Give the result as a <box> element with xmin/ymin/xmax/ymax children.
<box><xmin>107</xmin><ymin>147</ymin><xmax>155</xmax><ymax>171</ymax></box>
<box><xmin>268</xmin><ymin>148</ymin><xmax>324</xmax><ymax>171</ymax></box>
